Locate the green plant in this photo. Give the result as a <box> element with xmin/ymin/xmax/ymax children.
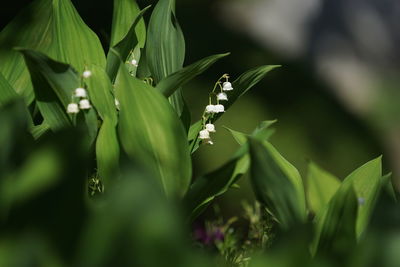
<box><xmin>0</xmin><ymin>0</ymin><xmax>399</xmax><ymax>266</ymax></box>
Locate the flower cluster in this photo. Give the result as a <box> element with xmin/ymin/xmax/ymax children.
<box><xmin>198</xmin><ymin>74</ymin><xmax>234</xmax><ymax>145</ymax></box>
<box><xmin>67</xmin><ymin>70</ymin><xmax>92</xmax><ymax>114</ymax></box>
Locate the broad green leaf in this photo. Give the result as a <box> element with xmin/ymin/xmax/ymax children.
<box><xmin>85</xmin><ymin>65</ymin><xmax>119</xmax><ymax>188</ymax></box>
<box><xmin>115</xmin><ymin>62</ymin><xmax>191</xmax><ymax>198</ymax></box>
<box><xmin>306</xmin><ymin>162</ymin><xmax>341</xmax><ymax>215</ymax></box>
<box><xmin>0</xmin><ymin>72</ymin><xmax>19</xmax><ymax>107</ymax></box>
<box><xmin>85</xmin><ymin>65</ymin><xmax>117</xmax><ymax>124</ymax></box>
<box><xmin>146</xmin><ymin>0</ymin><xmax>186</xmax><ymax>116</ymax></box>
<box><xmin>184</xmin><ymin>121</ymin><xmax>276</xmax><ymax>221</ymax></box>
<box><xmin>146</xmin><ymin>0</ymin><xmax>185</xmax><ymax>83</ymax></box>
<box><xmin>340</xmin><ymin>156</ymin><xmax>383</xmax><ymax>238</ymax></box>
<box><xmin>184</xmin><ymin>154</ymin><xmax>248</xmax><ymax>222</ymax></box>
<box><xmin>311</xmin><ymin>182</ymin><xmax>358</xmax><ymax>256</ymax></box>
<box><xmin>0</xmin><ymin>0</ymin><xmax>106</xmax><ymax>104</ymax></box>
<box><xmin>249</xmin><ymin>138</ymin><xmax>306</xmax><ymax>229</ymax></box>
<box><xmin>96</xmin><ymin>118</ymin><xmax>120</xmax><ymax>189</ymax></box>
<box><xmin>106</xmin><ymin>6</ymin><xmax>150</xmax><ymax>82</ymax></box>
<box><xmin>312</xmin><ymin>157</ymin><xmax>384</xmax><ymax>255</ymax></box>
<box><xmin>188</xmin><ymin>65</ymin><xmax>280</xmax><ymax>153</ymax></box>
<box><xmin>20</xmin><ymin>49</ymin><xmax>98</xmax><ymax>144</ymax></box>
<box><xmin>19</xmin><ymin>49</ymin><xmax>73</xmax><ymax>130</ymax></box>
<box><xmin>110</xmin><ymin>0</ymin><xmax>147</xmax><ymax>47</ymax></box>
<box><xmin>224</xmin><ymin>120</ymin><xmax>277</xmax><ymax>146</ymax></box>
<box><xmin>156</xmin><ymin>53</ymin><xmax>230</xmax><ymax>97</ymax></box>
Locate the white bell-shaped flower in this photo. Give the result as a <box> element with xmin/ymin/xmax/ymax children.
<box><xmin>222</xmin><ymin>81</ymin><xmax>233</xmax><ymax>91</ymax></box>
<box><xmin>82</xmin><ymin>70</ymin><xmax>92</xmax><ymax>78</ymax></box>
<box><xmin>130</xmin><ymin>59</ymin><xmax>138</xmax><ymax>67</ymax></box>
<box><xmin>205</xmin><ymin>104</ymin><xmax>216</xmax><ymax>113</ymax></box>
<box><xmin>217</xmin><ymin>92</ymin><xmax>228</xmax><ymax>101</ymax></box>
<box><xmin>67</xmin><ymin>103</ymin><xmax>79</xmax><ymax>114</ymax></box>
<box><xmin>79</xmin><ymin>99</ymin><xmax>91</xmax><ymax>109</ymax></box>
<box><xmin>199</xmin><ymin>129</ymin><xmax>210</xmax><ymax>139</ymax></box>
<box><xmin>74</xmin><ymin>87</ymin><xmax>87</xmax><ymax>98</ymax></box>
<box><xmin>214</xmin><ymin>104</ymin><xmax>225</xmax><ymax>113</ymax></box>
<box><xmin>205</xmin><ymin>123</ymin><xmax>216</xmax><ymax>132</ymax></box>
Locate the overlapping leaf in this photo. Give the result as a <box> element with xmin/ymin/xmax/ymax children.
<box><xmin>106</xmin><ymin>6</ymin><xmax>150</xmax><ymax>82</ymax></box>
<box><xmin>85</xmin><ymin>65</ymin><xmax>119</xmax><ymax>188</ymax></box>
<box><xmin>311</xmin><ymin>157</ymin><xmax>385</xmax><ymax>256</ymax></box>
<box><xmin>20</xmin><ymin>49</ymin><xmax>98</xmax><ymax>144</ymax></box>
<box><xmin>146</xmin><ymin>0</ymin><xmax>186</xmax><ymax>116</ymax></box>
<box><xmin>156</xmin><ymin>53</ymin><xmax>230</xmax><ymax>97</ymax></box>
<box><xmin>249</xmin><ymin>138</ymin><xmax>307</xmax><ymax>229</ymax></box>
<box><xmin>311</xmin><ymin>182</ymin><xmax>358</xmax><ymax>256</ymax></box>
<box><xmin>115</xmin><ymin>62</ymin><xmax>191</xmax><ymax>198</ymax></box>
<box><xmin>184</xmin><ymin>121</ymin><xmax>276</xmax><ymax>221</ymax></box>
<box><xmin>110</xmin><ymin>0</ymin><xmax>147</xmax><ymax>47</ymax></box>
<box><xmin>306</xmin><ymin>162</ymin><xmax>341</xmax><ymax>215</ymax></box>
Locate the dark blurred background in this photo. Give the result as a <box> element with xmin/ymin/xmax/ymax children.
<box><xmin>2</xmin><ymin>0</ymin><xmax>399</xmax><ymax>216</ymax></box>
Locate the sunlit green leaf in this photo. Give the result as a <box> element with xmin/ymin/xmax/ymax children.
<box><xmin>340</xmin><ymin>156</ymin><xmax>384</xmax><ymax>238</ymax></box>
<box><xmin>312</xmin><ymin>157</ymin><xmax>384</xmax><ymax>256</ymax></box>
<box><xmin>156</xmin><ymin>53</ymin><xmax>230</xmax><ymax>97</ymax></box>
<box><xmin>311</xmin><ymin>181</ymin><xmax>358</xmax><ymax>256</ymax></box>
<box><xmin>115</xmin><ymin>62</ymin><xmax>191</xmax><ymax>197</ymax></box>
<box><xmin>224</xmin><ymin>120</ymin><xmax>277</xmax><ymax>146</ymax></box>
<box><xmin>249</xmin><ymin>138</ymin><xmax>306</xmax><ymax>229</ymax></box>
<box><xmin>306</xmin><ymin>162</ymin><xmax>341</xmax><ymax>215</ymax></box>
<box><xmin>84</xmin><ymin>65</ymin><xmax>119</xmax><ymax>188</ymax></box>
<box><xmin>20</xmin><ymin>49</ymin><xmax>98</xmax><ymax>144</ymax></box>
<box><xmin>146</xmin><ymin>0</ymin><xmax>186</xmax><ymax>116</ymax></box>
<box><xmin>106</xmin><ymin>6</ymin><xmax>150</xmax><ymax>82</ymax></box>
<box><xmin>95</xmin><ymin>118</ymin><xmax>120</xmax><ymax>189</ymax></box>
<box><xmin>110</xmin><ymin>0</ymin><xmax>147</xmax><ymax>47</ymax></box>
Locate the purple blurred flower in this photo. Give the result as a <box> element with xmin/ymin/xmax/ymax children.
<box><xmin>193</xmin><ymin>224</ymin><xmax>225</xmax><ymax>245</ymax></box>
